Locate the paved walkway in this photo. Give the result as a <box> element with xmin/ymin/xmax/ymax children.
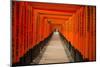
<box><xmin>39</xmin><ymin>32</ymin><xmax>73</xmax><ymax>64</ymax></box>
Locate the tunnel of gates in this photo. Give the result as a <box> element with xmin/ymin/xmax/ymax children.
<box><xmin>12</xmin><ymin>1</ymin><xmax>96</xmax><ymax>66</ymax></box>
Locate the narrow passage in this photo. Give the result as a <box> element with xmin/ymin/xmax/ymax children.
<box><xmin>38</xmin><ymin>32</ymin><xmax>73</xmax><ymax>64</ymax></box>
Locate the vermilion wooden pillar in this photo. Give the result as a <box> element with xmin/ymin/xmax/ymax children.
<box><xmin>93</xmin><ymin>6</ymin><xmax>96</xmax><ymax>61</ymax></box>
<box><xmin>12</xmin><ymin>2</ymin><xmax>17</xmax><ymax>63</ymax></box>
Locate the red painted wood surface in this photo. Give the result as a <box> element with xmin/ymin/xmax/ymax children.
<box><xmin>12</xmin><ymin>1</ymin><xmax>96</xmax><ymax>64</ymax></box>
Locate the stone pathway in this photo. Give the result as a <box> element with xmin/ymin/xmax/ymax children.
<box><xmin>39</xmin><ymin>32</ymin><xmax>73</xmax><ymax>64</ymax></box>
